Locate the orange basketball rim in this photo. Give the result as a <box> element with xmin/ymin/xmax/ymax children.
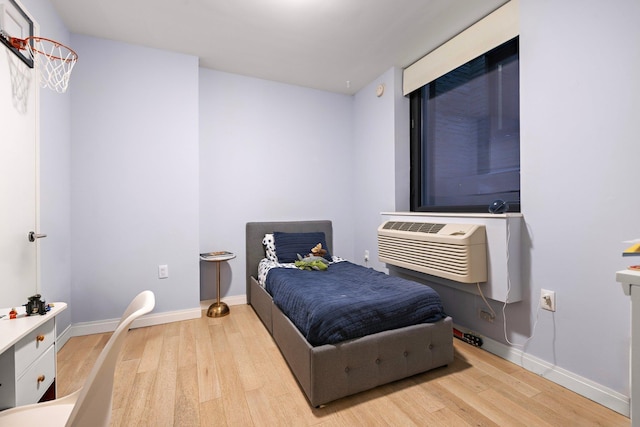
<box><xmin>10</xmin><ymin>35</ymin><xmax>78</xmax><ymax>94</ymax></box>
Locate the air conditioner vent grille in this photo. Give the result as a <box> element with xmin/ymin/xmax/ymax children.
<box><xmin>377</xmin><ymin>221</ymin><xmax>487</xmax><ymax>284</ymax></box>
<box><xmin>381</xmin><ymin>221</ymin><xmax>445</xmax><ymax>234</ymax></box>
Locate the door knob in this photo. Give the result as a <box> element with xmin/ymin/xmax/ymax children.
<box><xmin>28</xmin><ymin>231</ymin><xmax>47</xmax><ymax>242</ymax></box>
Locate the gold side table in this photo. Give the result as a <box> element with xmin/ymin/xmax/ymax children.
<box><xmin>200</xmin><ymin>251</ymin><xmax>236</xmax><ymax>317</ymax></box>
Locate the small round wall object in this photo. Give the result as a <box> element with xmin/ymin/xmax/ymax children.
<box><xmin>376</xmin><ymin>84</ymin><xmax>385</xmax><ymax>97</ymax></box>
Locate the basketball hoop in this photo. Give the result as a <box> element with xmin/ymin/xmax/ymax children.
<box><xmin>10</xmin><ymin>36</ymin><xmax>78</xmax><ymax>94</ymax></box>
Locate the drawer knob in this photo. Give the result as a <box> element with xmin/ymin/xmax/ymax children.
<box><xmin>36</xmin><ymin>335</ymin><xmax>45</xmax><ymax>342</ymax></box>
<box><xmin>37</xmin><ymin>375</ymin><xmax>46</xmax><ymax>383</ymax></box>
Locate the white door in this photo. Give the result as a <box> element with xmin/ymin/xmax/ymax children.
<box><xmin>0</xmin><ymin>40</ymin><xmax>38</xmax><ymax>308</ymax></box>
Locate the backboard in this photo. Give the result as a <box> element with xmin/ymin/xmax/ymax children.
<box><xmin>0</xmin><ymin>0</ymin><xmax>33</xmax><ymax>68</ymax></box>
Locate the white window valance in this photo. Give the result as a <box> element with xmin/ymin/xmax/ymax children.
<box><xmin>403</xmin><ymin>0</ymin><xmax>519</xmax><ymax>96</ymax></box>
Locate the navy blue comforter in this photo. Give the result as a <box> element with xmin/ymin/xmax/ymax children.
<box><xmin>265</xmin><ymin>261</ymin><xmax>446</xmax><ymax>346</ymax></box>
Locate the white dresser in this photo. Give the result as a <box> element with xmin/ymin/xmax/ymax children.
<box><xmin>0</xmin><ymin>303</ymin><xmax>67</xmax><ymax>410</ymax></box>
<box><xmin>617</xmin><ymin>269</ymin><xmax>640</xmax><ymax>426</ymax></box>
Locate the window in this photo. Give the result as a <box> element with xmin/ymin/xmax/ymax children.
<box><xmin>410</xmin><ymin>37</ymin><xmax>520</xmax><ymax>213</ymax></box>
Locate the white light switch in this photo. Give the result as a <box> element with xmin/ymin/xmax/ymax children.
<box><xmin>158</xmin><ymin>264</ymin><xmax>169</xmax><ymax>279</ymax></box>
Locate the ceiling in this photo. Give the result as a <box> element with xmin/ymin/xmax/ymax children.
<box><xmin>49</xmin><ymin>0</ymin><xmax>507</xmax><ymax>95</ymax></box>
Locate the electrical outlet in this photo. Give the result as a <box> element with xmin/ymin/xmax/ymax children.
<box><xmin>541</xmin><ymin>289</ymin><xmax>556</xmax><ymax>311</ymax></box>
<box><xmin>158</xmin><ymin>264</ymin><xmax>169</xmax><ymax>279</ymax></box>
<box><xmin>478</xmin><ymin>308</ymin><xmax>495</xmax><ymax>323</ymax></box>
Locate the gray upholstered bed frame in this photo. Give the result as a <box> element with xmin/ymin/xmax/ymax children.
<box><xmin>245</xmin><ymin>220</ymin><xmax>454</xmax><ymax>407</ymax></box>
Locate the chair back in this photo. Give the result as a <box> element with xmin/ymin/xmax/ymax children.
<box><xmin>66</xmin><ymin>291</ymin><xmax>155</xmax><ymax>427</ymax></box>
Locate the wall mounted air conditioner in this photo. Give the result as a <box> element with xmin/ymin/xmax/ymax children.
<box><xmin>377</xmin><ymin>221</ymin><xmax>487</xmax><ymax>284</ymax></box>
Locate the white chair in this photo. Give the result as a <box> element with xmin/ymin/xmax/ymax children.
<box><xmin>0</xmin><ymin>290</ymin><xmax>155</xmax><ymax>427</ymax></box>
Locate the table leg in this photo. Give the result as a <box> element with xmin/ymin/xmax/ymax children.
<box><xmin>207</xmin><ymin>260</ymin><xmax>230</xmax><ymax>317</ymax></box>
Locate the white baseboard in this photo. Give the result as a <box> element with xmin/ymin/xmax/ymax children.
<box><xmin>68</xmin><ymin>307</ymin><xmax>202</xmax><ymax>338</ymax></box>
<box><xmin>455</xmin><ymin>324</ymin><xmax>630</xmax><ymax>417</ymax></box>
<box><xmin>200</xmin><ymin>295</ymin><xmax>247</xmax><ymax>310</ymax></box>
<box><xmin>61</xmin><ymin>296</ymin><xmax>248</xmax><ymax>340</ymax></box>
<box><xmin>57</xmin><ymin>323</ymin><xmax>72</xmax><ymax>349</ymax></box>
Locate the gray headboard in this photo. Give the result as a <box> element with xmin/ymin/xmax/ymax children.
<box><xmin>245</xmin><ymin>220</ymin><xmax>333</xmax><ymax>304</ymax></box>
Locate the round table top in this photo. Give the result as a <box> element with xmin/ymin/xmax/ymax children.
<box><xmin>200</xmin><ymin>251</ymin><xmax>236</xmax><ymax>262</ymax></box>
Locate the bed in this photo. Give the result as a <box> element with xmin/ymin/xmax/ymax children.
<box><xmin>245</xmin><ymin>220</ymin><xmax>454</xmax><ymax>407</ymax></box>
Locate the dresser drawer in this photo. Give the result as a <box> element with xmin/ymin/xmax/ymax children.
<box><xmin>15</xmin><ymin>345</ymin><xmax>55</xmax><ymax>406</ymax></box>
<box><xmin>14</xmin><ymin>319</ymin><xmax>55</xmax><ymax>375</ymax></box>
<box><xmin>0</xmin><ymin>303</ymin><xmax>66</xmax><ymax>410</ymax></box>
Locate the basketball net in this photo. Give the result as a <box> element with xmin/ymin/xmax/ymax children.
<box><xmin>25</xmin><ymin>37</ymin><xmax>78</xmax><ymax>94</ymax></box>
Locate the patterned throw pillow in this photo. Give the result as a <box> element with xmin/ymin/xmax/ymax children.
<box><xmin>262</xmin><ymin>233</ymin><xmax>278</xmax><ymax>262</ymax></box>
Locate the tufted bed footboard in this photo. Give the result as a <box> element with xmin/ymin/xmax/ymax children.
<box><xmin>251</xmin><ymin>277</ymin><xmax>453</xmax><ymax>406</ymax></box>
<box><xmin>246</xmin><ymin>220</ymin><xmax>454</xmax><ymax>407</ymax></box>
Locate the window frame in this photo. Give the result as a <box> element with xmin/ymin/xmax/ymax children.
<box><xmin>409</xmin><ymin>37</ymin><xmax>521</xmax><ymax>214</ymax></box>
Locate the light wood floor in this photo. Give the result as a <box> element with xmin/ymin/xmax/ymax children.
<box><xmin>57</xmin><ymin>304</ymin><xmax>629</xmax><ymax>426</ymax></box>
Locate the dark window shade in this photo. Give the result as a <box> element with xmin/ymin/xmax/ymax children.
<box><xmin>410</xmin><ymin>37</ymin><xmax>520</xmax><ymax>213</ymax></box>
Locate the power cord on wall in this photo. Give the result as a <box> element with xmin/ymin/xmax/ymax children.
<box><xmin>475</xmin><ymin>217</ymin><xmax>541</xmax><ymax>349</ymax></box>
